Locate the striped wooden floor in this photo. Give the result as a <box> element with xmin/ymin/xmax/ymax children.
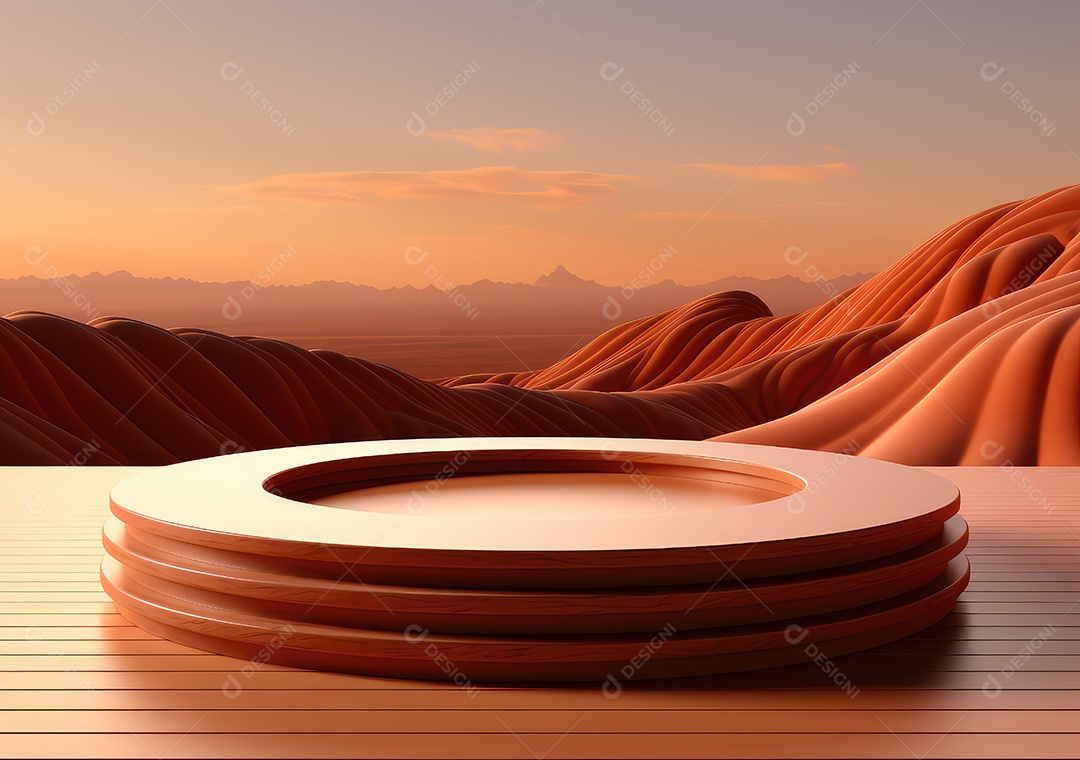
<box><xmin>1</xmin><ymin>465</ymin><xmax>1078</xmax><ymax>758</ymax></box>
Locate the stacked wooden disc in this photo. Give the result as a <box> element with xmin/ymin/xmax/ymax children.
<box><xmin>101</xmin><ymin>438</ymin><xmax>968</xmax><ymax>683</ymax></box>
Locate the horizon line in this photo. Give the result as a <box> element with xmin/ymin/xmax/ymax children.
<box><xmin>9</xmin><ymin>265</ymin><xmax>878</xmax><ymax>292</ymax></box>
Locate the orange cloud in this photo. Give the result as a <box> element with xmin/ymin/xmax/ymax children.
<box><xmin>635</xmin><ymin>210</ymin><xmax>770</xmax><ymax>220</ymax></box>
<box><xmin>690</xmin><ymin>162</ymin><xmax>857</xmax><ymax>183</ymax></box>
<box><xmin>771</xmin><ymin>200</ymin><xmax>858</xmax><ymax>208</ymax></box>
<box><xmin>220</xmin><ymin>166</ymin><xmax>635</xmax><ymax>208</ymax></box>
<box><xmin>429</xmin><ymin>128</ymin><xmax>562</xmax><ymax>152</ymax></box>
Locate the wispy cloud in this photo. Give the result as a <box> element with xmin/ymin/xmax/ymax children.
<box><xmin>771</xmin><ymin>200</ymin><xmax>859</xmax><ymax>208</ymax></box>
<box><xmin>127</xmin><ymin>204</ymin><xmax>285</xmax><ymax>215</ymax></box>
<box><xmin>636</xmin><ymin>210</ymin><xmax>771</xmax><ymax>220</ymax></box>
<box><xmin>429</xmin><ymin>128</ymin><xmax>562</xmax><ymax>152</ymax></box>
<box><xmin>688</xmin><ymin>162</ymin><xmax>857</xmax><ymax>183</ymax></box>
<box><xmin>220</xmin><ymin>166</ymin><xmax>635</xmax><ymax>208</ymax></box>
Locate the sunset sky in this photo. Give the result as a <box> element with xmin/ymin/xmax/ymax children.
<box><xmin>3</xmin><ymin>0</ymin><xmax>1079</xmax><ymax>289</ymax></box>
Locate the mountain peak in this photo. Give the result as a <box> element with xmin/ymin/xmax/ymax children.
<box><xmin>534</xmin><ymin>265</ymin><xmax>591</xmax><ymax>288</ymax></box>
<box><xmin>84</xmin><ymin>269</ymin><xmax>135</xmax><ymax>279</ymax></box>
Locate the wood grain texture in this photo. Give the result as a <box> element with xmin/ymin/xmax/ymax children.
<box><xmin>0</xmin><ymin>465</ymin><xmax>1076</xmax><ymax>758</ymax></box>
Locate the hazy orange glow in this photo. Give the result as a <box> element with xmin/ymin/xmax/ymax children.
<box><xmin>1</xmin><ymin>2</ymin><xmax>1077</xmax><ymax>289</ymax></box>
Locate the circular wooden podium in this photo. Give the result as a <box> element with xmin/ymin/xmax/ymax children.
<box><xmin>101</xmin><ymin>438</ymin><xmax>967</xmax><ymax>683</ymax></box>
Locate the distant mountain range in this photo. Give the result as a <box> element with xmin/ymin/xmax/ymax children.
<box><xmin>0</xmin><ymin>266</ymin><xmax>873</xmax><ymax>338</ymax></box>
<box><xmin>0</xmin><ymin>266</ymin><xmax>873</xmax><ymax>375</ymax></box>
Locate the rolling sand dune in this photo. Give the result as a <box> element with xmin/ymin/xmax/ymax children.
<box><xmin>0</xmin><ymin>312</ymin><xmax>760</xmax><ymax>465</ymax></box>
<box><xmin>3</xmin><ymin>186</ymin><xmax>1080</xmax><ymax>466</ymax></box>
<box><xmin>721</xmin><ymin>271</ymin><xmax>1080</xmax><ymax>465</ymax></box>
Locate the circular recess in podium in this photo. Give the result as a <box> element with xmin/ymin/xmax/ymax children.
<box><xmin>108</xmin><ymin>438</ymin><xmax>961</xmax><ymax>588</ymax></box>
